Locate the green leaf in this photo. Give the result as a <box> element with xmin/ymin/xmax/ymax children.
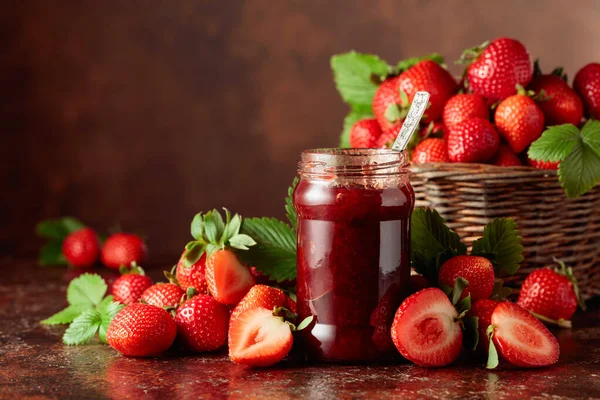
<box><xmin>285</xmin><ymin>177</ymin><xmax>299</xmax><ymax>230</ymax></box>
<box><xmin>66</xmin><ymin>274</ymin><xmax>108</xmax><ymax>307</ymax></box>
<box><xmin>35</xmin><ymin>217</ymin><xmax>85</xmax><ymax>239</ymax></box>
<box><xmin>340</xmin><ymin>106</ymin><xmax>374</xmax><ymax>148</ymax></box>
<box><xmin>296</xmin><ymin>316</ymin><xmax>314</xmax><ymax>331</ymax></box>
<box><xmin>463</xmin><ymin>316</ymin><xmax>479</xmax><ymax>351</ymax></box>
<box><xmin>38</xmin><ymin>240</ymin><xmax>67</xmax><ymax>266</ymax></box>
<box><xmin>41</xmin><ymin>304</ymin><xmax>90</xmax><ymax>325</ymax></box>
<box><xmin>450</xmin><ymin>277</ymin><xmax>469</xmax><ymax>305</ymax></box>
<box><xmin>203</xmin><ymin>213</ymin><xmax>217</xmax><ymax>243</ymax></box>
<box><xmin>471</xmin><ymin>218</ymin><xmax>524</xmax><ymax>276</ymax></box>
<box><xmin>581</xmin><ymin>119</ymin><xmax>600</xmax><ymax>155</ymax></box>
<box><xmin>486</xmin><ymin>325</ymin><xmax>499</xmax><ymax>369</ymax></box>
<box><xmin>528</xmin><ymin>124</ymin><xmax>579</xmax><ymax>162</ymax></box>
<box><xmin>190</xmin><ymin>213</ymin><xmax>204</xmax><ymax>240</ymax></box>
<box><xmin>384</xmin><ymin>103</ymin><xmax>404</xmax><ymax>124</ymax></box>
<box><xmin>221</xmin><ymin>213</ymin><xmax>242</xmax><ymax>243</ymax></box>
<box><xmin>558</xmin><ymin>137</ymin><xmax>600</xmax><ymax>198</ymax></box>
<box><xmin>98</xmin><ymin>301</ymin><xmax>125</xmax><ymax>343</ymax></box>
<box><xmin>411</xmin><ymin>208</ymin><xmax>467</xmax><ymax>284</ymax></box>
<box><xmin>331</xmin><ymin>51</ymin><xmax>390</xmax><ymax>107</ymax></box>
<box><xmin>96</xmin><ymin>295</ymin><xmax>115</xmax><ymax>314</ymax></box>
<box><xmin>205</xmin><ymin>243</ymin><xmax>222</xmax><ymax>259</ymax></box>
<box><xmin>210</xmin><ymin>210</ymin><xmax>226</xmax><ymax>242</ymax></box>
<box><xmin>239</xmin><ymin>217</ymin><xmax>297</xmax><ymax>282</ymax></box>
<box><xmin>184</xmin><ymin>242</ymin><xmax>206</xmax><ymax>267</ymax></box>
<box><xmin>456</xmin><ymin>294</ymin><xmax>472</xmax><ymax>318</ymax></box>
<box><xmin>62</xmin><ymin>309</ymin><xmax>102</xmax><ymax>345</ymax></box>
<box><xmin>489</xmin><ymin>279</ymin><xmax>512</xmax><ymax>301</ymax></box>
<box><xmin>228</xmin><ymin>234</ymin><xmax>257</xmax><ymax>251</ymax></box>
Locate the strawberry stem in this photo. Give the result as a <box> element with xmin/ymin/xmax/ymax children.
<box><xmin>530</xmin><ymin>311</ymin><xmax>572</xmax><ymax>329</ymax></box>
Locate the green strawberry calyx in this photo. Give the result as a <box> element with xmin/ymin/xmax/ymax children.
<box><xmin>553</xmin><ymin>257</ymin><xmax>587</xmax><ymax>312</ymax></box>
<box><xmin>183</xmin><ymin>208</ymin><xmax>256</xmax><ymax>268</ymax></box>
<box><xmin>456</xmin><ymin>40</ymin><xmax>489</xmax><ymax>66</ymax></box>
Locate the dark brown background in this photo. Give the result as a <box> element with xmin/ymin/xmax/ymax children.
<box><xmin>2</xmin><ymin>0</ymin><xmax>600</xmax><ymax>262</ymax></box>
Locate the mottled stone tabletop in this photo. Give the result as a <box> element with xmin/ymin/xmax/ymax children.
<box><xmin>1</xmin><ymin>258</ymin><xmax>599</xmax><ymax>399</ymax></box>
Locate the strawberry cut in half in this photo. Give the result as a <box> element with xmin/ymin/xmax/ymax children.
<box><xmin>487</xmin><ymin>302</ymin><xmax>559</xmax><ymax>368</ymax></box>
<box><xmin>206</xmin><ymin>249</ymin><xmax>255</xmax><ymax>305</ymax></box>
<box><xmin>228</xmin><ymin>307</ymin><xmax>294</xmax><ymax>367</ymax></box>
<box><xmin>391</xmin><ymin>288</ymin><xmax>462</xmax><ymax>367</ymax></box>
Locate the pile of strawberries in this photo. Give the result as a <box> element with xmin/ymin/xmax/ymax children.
<box><xmin>103</xmin><ymin>210</ymin><xmax>303</xmax><ymax>367</ymax></box>
<box><xmin>349</xmin><ymin>37</ymin><xmax>600</xmax><ymax>168</ymax></box>
<box><xmin>394</xmin><ymin>254</ymin><xmax>585</xmax><ymax>368</ymax></box>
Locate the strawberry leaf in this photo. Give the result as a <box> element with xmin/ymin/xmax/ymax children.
<box><xmin>392</xmin><ymin>53</ymin><xmax>445</xmax><ymax>74</ymax></box>
<box><xmin>228</xmin><ymin>234</ymin><xmax>257</xmax><ymax>251</ymax></box>
<box><xmin>62</xmin><ymin>309</ymin><xmax>102</xmax><ymax>345</ymax></box>
<box><xmin>98</xmin><ymin>301</ymin><xmax>124</xmax><ymax>343</ymax></box>
<box><xmin>411</xmin><ymin>208</ymin><xmax>467</xmax><ymax>284</ymax></box>
<box><xmin>239</xmin><ymin>217</ymin><xmax>296</xmax><ymax>282</ymax></box>
<box><xmin>66</xmin><ymin>273</ymin><xmax>107</xmax><ymax>308</ymax></box>
<box><xmin>41</xmin><ymin>304</ymin><xmax>90</xmax><ymax>325</ymax></box>
<box><xmin>528</xmin><ymin>124</ymin><xmax>580</xmax><ymax>162</ymax></box>
<box><xmin>558</xmin><ymin>136</ymin><xmax>600</xmax><ymax>198</ymax></box>
<box><xmin>331</xmin><ymin>51</ymin><xmax>390</xmax><ymax>107</ymax></box>
<box><xmin>471</xmin><ymin>218</ymin><xmax>524</xmax><ymax>276</ymax></box>
<box><xmin>490</xmin><ymin>279</ymin><xmax>512</xmax><ymax>301</ymax></box>
<box><xmin>285</xmin><ymin>177</ymin><xmax>299</xmax><ymax>230</ymax></box>
<box><xmin>296</xmin><ymin>315</ymin><xmax>314</xmax><ymax>331</ymax></box>
<box><xmin>184</xmin><ymin>242</ymin><xmax>206</xmax><ymax>267</ymax></box>
<box><xmin>340</xmin><ymin>106</ymin><xmax>374</xmax><ymax>148</ymax></box>
<box><xmin>203</xmin><ymin>213</ymin><xmax>218</xmax><ymax>243</ymax></box>
<box><xmin>486</xmin><ymin>324</ymin><xmax>499</xmax><ymax>369</ymax></box>
<box><xmin>38</xmin><ymin>240</ymin><xmax>67</xmax><ymax>266</ymax></box>
<box><xmin>190</xmin><ymin>213</ymin><xmax>204</xmax><ymax>240</ymax></box>
<box><xmin>221</xmin><ymin>212</ymin><xmax>242</xmax><ymax>243</ymax></box>
<box><xmin>450</xmin><ymin>277</ymin><xmax>469</xmax><ymax>306</ymax></box>
<box><xmin>35</xmin><ymin>217</ymin><xmax>85</xmax><ymax>239</ymax></box>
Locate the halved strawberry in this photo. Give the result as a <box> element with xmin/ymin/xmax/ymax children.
<box><xmin>228</xmin><ymin>307</ymin><xmax>293</xmax><ymax>367</ymax></box>
<box><xmin>206</xmin><ymin>249</ymin><xmax>255</xmax><ymax>304</ymax></box>
<box><xmin>230</xmin><ymin>285</ymin><xmax>289</xmax><ymax>324</ymax></box>
<box><xmin>391</xmin><ymin>288</ymin><xmax>462</xmax><ymax>367</ymax></box>
<box><xmin>488</xmin><ymin>302</ymin><xmax>559</xmax><ymax>368</ymax></box>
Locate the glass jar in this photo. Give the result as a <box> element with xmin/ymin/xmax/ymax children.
<box><xmin>294</xmin><ymin>148</ymin><xmax>415</xmax><ymax>363</ymax></box>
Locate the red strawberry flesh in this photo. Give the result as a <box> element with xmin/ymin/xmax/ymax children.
<box><xmin>491</xmin><ymin>302</ymin><xmax>559</xmax><ymax>367</ymax></box>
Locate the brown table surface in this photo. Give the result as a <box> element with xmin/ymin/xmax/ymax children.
<box><xmin>1</xmin><ymin>258</ymin><xmax>599</xmax><ymax>400</ymax></box>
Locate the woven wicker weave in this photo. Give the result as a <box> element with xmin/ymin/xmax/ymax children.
<box><xmin>411</xmin><ymin>163</ymin><xmax>600</xmax><ymax>300</ymax></box>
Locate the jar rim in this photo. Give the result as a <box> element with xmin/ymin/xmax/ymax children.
<box><xmin>298</xmin><ymin>148</ymin><xmax>410</xmax><ymax>178</ymax></box>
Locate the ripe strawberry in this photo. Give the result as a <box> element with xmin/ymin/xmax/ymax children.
<box><xmin>176</xmin><ymin>251</ymin><xmax>208</xmax><ymax>293</ymax></box>
<box><xmin>489</xmin><ymin>302</ymin><xmax>559</xmax><ymax>367</ymax></box>
<box><xmin>229</xmin><ymin>307</ymin><xmax>294</xmax><ymax>367</ymax></box>
<box><xmin>468</xmin><ymin>299</ymin><xmax>500</xmax><ymax>352</ymax></box>
<box><xmin>349</xmin><ymin>118</ymin><xmax>382</xmax><ymax>148</ymax></box>
<box><xmin>101</xmin><ymin>233</ymin><xmax>147</xmax><ymax>270</ymax></box>
<box><xmin>528</xmin><ymin>157</ymin><xmax>559</xmax><ymax>170</ymax></box>
<box><xmin>495</xmin><ymin>94</ymin><xmax>545</xmax><ymax>153</ymax></box>
<box><xmin>391</xmin><ymin>288</ymin><xmax>462</xmax><ymax>367</ymax></box>
<box><xmin>491</xmin><ymin>144</ymin><xmax>522</xmax><ymax>167</ymax></box>
<box><xmin>61</xmin><ymin>227</ymin><xmax>100</xmax><ymax>268</ymax></box>
<box><xmin>372</xmin><ymin>76</ymin><xmax>403</xmax><ymax>131</ymax></box>
<box><xmin>447</xmin><ymin>117</ymin><xmax>500</xmax><ymax>163</ymax></box>
<box><xmin>230</xmin><ymin>284</ymin><xmax>289</xmax><ymax>324</ymax></box>
<box><xmin>573</xmin><ymin>63</ymin><xmax>600</xmax><ymax>119</ymax></box>
<box><xmin>411</xmin><ymin>138</ymin><xmax>449</xmax><ymax>164</ymax></box>
<box><xmin>206</xmin><ymin>249</ymin><xmax>255</xmax><ymax>305</ymax></box>
<box><xmin>442</xmin><ymin>93</ymin><xmax>489</xmax><ymax>129</ymax></box>
<box><xmin>141</xmin><ymin>283</ymin><xmax>184</xmax><ymax>308</ymax></box>
<box><xmin>529</xmin><ymin>74</ymin><xmax>583</xmax><ymax>125</ymax></box>
<box><xmin>517</xmin><ymin>262</ymin><xmax>585</xmax><ymax>324</ymax></box>
<box><xmin>396</xmin><ymin>60</ymin><xmax>457</xmax><ymax>123</ymax></box>
<box><xmin>106</xmin><ymin>303</ymin><xmax>177</xmax><ymax>357</ymax></box>
<box><xmin>463</xmin><ymin>38</ymin><xmax>533</xmax><ymax>102</ymax></box>
<box><xmin>112</xmin><ymin>265</ymin><xmax>153</xmax><ymax>305</ymax></box>
<box><xmin>175</xmin><ymin>294</ymin><xmax>229</xmax><ymax>352</ymax></box>
<box><xmin>438</xmin><ymin>256</ymin><xmax>495</xmax><ymax>301</ymax></box>
<box><xmin>374</xmin><ymin>122</ymin><xmax>402</xmax><ymax>148</ymax></box>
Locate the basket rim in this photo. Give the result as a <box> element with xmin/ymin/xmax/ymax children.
<box><xmin>411</xmin><ymin>162</ymin><xmax>558</xmax><ymax>177</ymax></box>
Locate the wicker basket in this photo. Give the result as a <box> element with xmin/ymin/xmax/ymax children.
<box><xmin>411</xmin><ymin>163</ymin><xmax>600</xmax><ymax>300</ymax></box>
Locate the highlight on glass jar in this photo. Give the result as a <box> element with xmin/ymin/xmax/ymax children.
<box><xmin>293</xmin><ymin>148</ymin><xmax>415</xmax><ymax>362</ymax></box>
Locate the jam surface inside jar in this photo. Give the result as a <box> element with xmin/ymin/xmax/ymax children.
<box><xmin>294</xmin><ymin>148</ymin><xmax>414</xmax><ymax>362</ymax></box>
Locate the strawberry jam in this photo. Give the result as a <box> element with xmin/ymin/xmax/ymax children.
<box><xmin>294</xmin><ymin>148</ymin><xmax>414</xmax><ymax>362</ymax></box>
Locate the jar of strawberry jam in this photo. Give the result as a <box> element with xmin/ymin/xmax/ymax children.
<box><xmin>294</xmin><ymin>148</ymin><xmax>414</xmax><ymax>362</ymax></box>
